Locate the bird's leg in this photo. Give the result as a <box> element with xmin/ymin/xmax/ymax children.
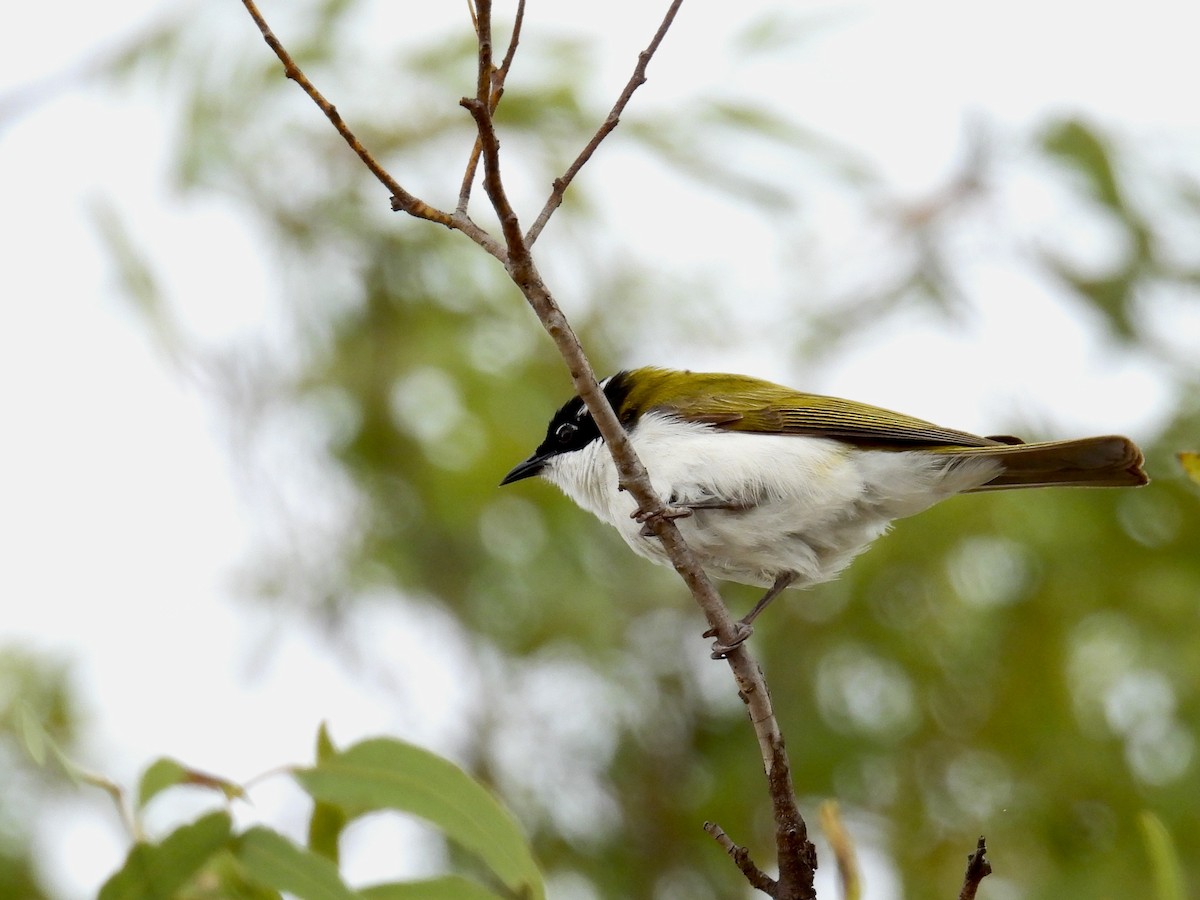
<box><xmin>706</xmin><ymin>572</ymin><xmax>797</xmax><ymax>659</ymax></box>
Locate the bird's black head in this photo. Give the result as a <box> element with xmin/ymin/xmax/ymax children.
<box><xmin>500</xmin><ymin>373</ymin><xmax>633</xmax><ymax>485</ymax></box>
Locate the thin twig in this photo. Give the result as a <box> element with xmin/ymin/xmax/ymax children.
<box><xmin>705</xmin><ymin>822</ymin><xmax>777</xmax><ymax>894</ymax></box>
<box><xmin>241</xmin><ymin>0</ymin><xmax>429</xmax><ymax>219</ymax></box>
<box><xmin>461</xmin><ymin>94</ymin><xmax>525</xmax><ymax>261</ymax></box>
<box><xmin>239</xmin><ymin>0</ymin><xmax>506</xmax><ymax>260</ymax></box>
<box><xmin>457</xmin><ymin>0</ymin><xmax>526</xmax><ymax>215</ymax></box>
<box><xmin>457</xmin><ymin>0</ymin><xmax>497</xmax><ymax>214</ymax></box>
<box><xmin>456</xmin><ymin>143</ymin><xmax>485</xmax><ymax>215</ymax></box>
<box><xmin>473</xmin><ymin>0</ymin><xmax>494</xmax><ymax>104</ymax></box>
<box><xmin>456</xmin><ymin>145</ymin><xmax>486</xmax><ymax>215</ymax></box>
<box><xmin>496</xmin><ymin>0</ymin><xmax>526</xmax><ymax>83</ymax></box>
<box><xmin>524</xmin><ymin>0</ymin><xmax>684</xmax><ymax>245</ymax></box>
<box><xmin>958</xmin><ymin>837</ymin><xmax>992</xmax><ymax>900</ymax></box>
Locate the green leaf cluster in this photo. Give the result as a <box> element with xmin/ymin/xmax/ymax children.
<box><xmin>99</xmin><ymin>731</ymin><xmax>544</xmax><ymax>900</ymax></box>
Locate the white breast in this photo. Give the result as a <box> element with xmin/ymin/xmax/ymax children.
<box><xmin>541</xmin><ymin>412</ymin><xmax>1000</xmax><ymax>590</ymax></box>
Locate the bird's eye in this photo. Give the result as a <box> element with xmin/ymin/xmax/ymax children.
<box><xmin>555</xmin><ymin>423</ymin><xmax>578</xmax><ymax>444</ymax></box>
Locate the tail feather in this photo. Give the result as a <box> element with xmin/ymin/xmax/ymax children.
<box><xmin>947</xmin><ymin>435</ymin><xmax>1148</xmax><ymax>491</ymax></box>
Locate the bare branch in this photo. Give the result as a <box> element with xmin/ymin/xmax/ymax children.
<box><xmin>525</xmin><ymin>0</ymin><xmax>684</xmax><ymax>245</ymax></box>
<box><xmin>958</xmin><ymin>837</ymin><xmax>992</xmax><ymax>900</ymax></box>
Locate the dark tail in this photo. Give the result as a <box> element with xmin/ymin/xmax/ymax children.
<box><xmin>949</xmin><ymin>435</ymin><xmax>1148</xmax><ymax>491</ymax></box>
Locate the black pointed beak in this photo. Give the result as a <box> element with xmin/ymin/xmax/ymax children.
<box><xmin>500</xmin><ymin>454</ymin><xmax>547</xmax><ymax>486</ymax></box>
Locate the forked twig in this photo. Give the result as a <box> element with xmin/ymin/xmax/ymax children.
<box><xmin>525</xmin><ymin>0</ymin><xmax>685</xmax><ymax>245</ymax></box>
<box><xmin>705</xmin><ymin>822</ymin><xmax>778</xmax><ymax>894</ymax></box>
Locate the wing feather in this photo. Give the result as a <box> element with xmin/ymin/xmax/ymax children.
<box><xmin>622</xmin><ymin>368</ymin><xmax>1001</xmax><ymax>449</ymax></box>
<box><xmin>611</xmin><ymin>368</ymin><xmax>1146</xmax><ymax>487</ymax></box>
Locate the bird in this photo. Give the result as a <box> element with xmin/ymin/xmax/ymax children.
<box><xmin>501</xmin><ymin>367</ymin><xmax>1148</xmax><ymax>656</ymax></box>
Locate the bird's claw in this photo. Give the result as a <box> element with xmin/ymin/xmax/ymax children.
<box><xmin>703</xmin><ymin>622</ymin><xmax>754</xmax><ymax>659</ymax></box>
<box><xmin>633</xmin><ymin>504</ymin><xmax>694</xmax><ymax>537</ymax></box>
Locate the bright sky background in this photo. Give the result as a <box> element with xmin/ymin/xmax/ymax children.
<box><xmin>3</xmin><ymin>1</ymin><xmax>1199</xmax><ymax>897</ymax></box>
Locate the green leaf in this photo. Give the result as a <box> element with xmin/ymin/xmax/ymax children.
<box><xmin>358</xmin><ymin>876</ymin><xmax>506</xmax><ymax>900</ymax></box>
<box><xmin>1139</xmin><ymin>811</ymin><xmax>1187</xmax><ymax>900</ymax></box>
<box><xmin>137</xmin><ymin>758</ymin><xmax>188</xmax><ymax>809</ymax></box>
<box><xmin>294</xmin><ymin>738</ymin><xmax>544</xmax><ymax>900</ymax></box>
<box><xmin>233</xmin><ymin>826</ymin><xmax>358</xmax><ymax>900</ymax></box>
<box><xmin>99</xmin><ymin>810</ymin><xmax>233</xmax><ymax>900</ymax></box>
<box><xmin>316</xmin><ymin>721</ymin><xmax>339</xmax><ymax>762</ymax></box>
<box><xmin>309</xmin><ymin>724</ymin><xmax>348</xmax><ymax>863</ymax></box>
<box><xmin>137</xmin><ymin>757</ymin><xmax>246</xmax><ymax>809</ymax></box>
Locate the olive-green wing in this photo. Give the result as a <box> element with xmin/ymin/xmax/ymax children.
<box><xmin>638</xmin><ymin>371</ymin><xmax>1000</xmax><ymax>449</ymax></box>
<box><xmin>617</xmin><ymin>369</ymin><xmax>1146</xmax><ymax>487</ymax></box>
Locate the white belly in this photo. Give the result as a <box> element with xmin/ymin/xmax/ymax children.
<box><xmin>542</xmin><ymin>413</ymin><xmax>1000</xmax><ymax>590</ymax></box>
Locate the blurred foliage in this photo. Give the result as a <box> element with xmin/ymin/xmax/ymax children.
<box><xmin>1139</xmin><ymin>810</ymin><xmax>1187</xmax><ymax>900</ymax></box>
<box><xmin>7</xmin><ymin>1</ymin><xmax>1200</xmax><ymax>898</ymax></box>
<box><xmin>0</xmin><ymin>648</ymin><xmax>80</xmax><ymax>898</ymax></box>
<box><xmin>1040</xmin><ymin>118</ymin><xmax>1189</xmax><ymax>344</ymax></box>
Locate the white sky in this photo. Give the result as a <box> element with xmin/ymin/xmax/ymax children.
<box><xmin>3</xmin><ymin>1</ymin><xmax>1199</xmax><ymax>897</ymax></box>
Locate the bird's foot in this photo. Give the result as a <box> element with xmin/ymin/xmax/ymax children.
<box><xmin>703</xmin><ymin>621</ymin><xmax>754</xmax><ymax>659</ymax></box>
<box><xmin>633</xmin><ymin>503</ymin><xmax>694</xmax><ymax>537</ymax></box>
